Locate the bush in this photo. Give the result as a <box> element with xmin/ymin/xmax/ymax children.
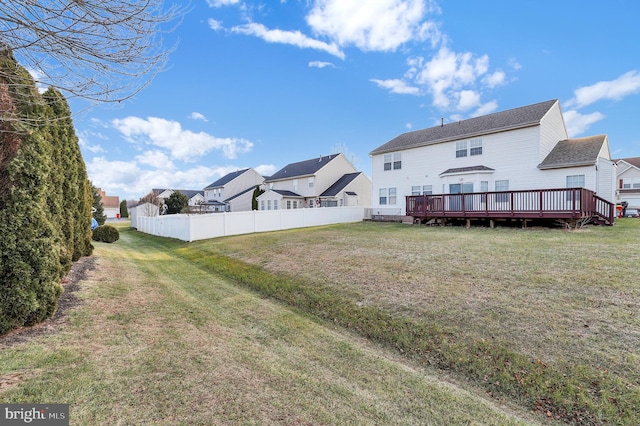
<box><xmin>92</xmin><ymin>225</ymin><xmax>120</xmax><ymax>243</ymax></box>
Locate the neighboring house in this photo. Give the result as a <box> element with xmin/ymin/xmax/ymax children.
<box><xmin>97</xmin><ymin>188</ymin><xmax>120</xmax><ymax>219</ymax></box>
<box><xmin>369</xmin><ymin>99</ymin><xmax>616</xmax><ymax>221</ymax></box>
<box><xmin>615</xmin><ymin>157</ymin><xmax>640</xmax><ymax>209</ymax></box>
<box><xmin>257</xmin><ymin>153</ymin><xmax>372</xmax><ymax>210</ymax></box>
<box><xmin>152</xmin><ymin>188</ymin><xmax>205</xmax><ymax>208</ymax></box>
<box><xmin>202</xmin><ymin>168</ymin><xmax>265</xmax><ymax>212</ymax></box>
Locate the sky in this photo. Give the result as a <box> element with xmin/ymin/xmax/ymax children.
<box><xmin>70</xmin><ymin>0</ymin><xmax>640</xmax><ymax>201</ymax></box>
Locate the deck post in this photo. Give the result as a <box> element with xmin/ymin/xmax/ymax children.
<box><xmin>490</xmin><ymin>219</ymin><xmax>495</xmax><ymax>229</ymax></box>
<box><xmin>466</xmin><ymin>218</ymin><xmax>471</xmax><ymax>228</ymax></box>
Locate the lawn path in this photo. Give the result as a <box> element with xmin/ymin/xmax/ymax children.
<box><xmin>0</xmin><ymin>225</ymin><xmax>543</xmax><ymax>425</ymax></box>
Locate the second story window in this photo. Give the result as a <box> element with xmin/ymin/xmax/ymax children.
<box><xmin>393</xmin><ymin>152</ymin><xmax>402</xmax><ymax>170</ymax></box>
<box><xmin>456</xmin><ymin>141</ymin><xmax>468</xmax><ymax>158</ymax></box>
<box><xmin>384</xmin><ymin>154</ymin><xmax>392</xmax><ymax>170</ymax></box>
<box><xmin>470</xmin><ymin>138</ymin><xmax>483</xmax><ymax>156</ymax></box>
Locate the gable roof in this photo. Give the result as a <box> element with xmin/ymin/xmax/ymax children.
<box><xmin>267</xmin><ymin>154</ymin><xmax>340</xmax><ymax>181</ymax></box>
<box><xmin>177</xmin><ymin>190</ymin><xmax>205</xmax><ymax>199</ymax></box>
<box><xmin>204</xmin><ymin>168</ymin><xmax>250</xmax><ymax>189</ymax></box>
<box><xmin>616</xmin><ymin>157</ymin><xmax>640</xmax><ymax>169</ymax></box>
<box><xmin>320</xmin><ymin>172</ymin><xmax>361</xmax><ymax>197</ymax></box>
<box><xmin>440</xmin><ymin>165</ymin><xmax>495</xmax><ymax>176</ymax></box>
<box><xmin>224</xmin><ymin>186</ymin><xmax>255</xmax><ymax>202</ymax></box>
<box><xmin>370</xmin><ymin>99</ymin><xmax>558</xmax><ymax>155</ymax></box>
<box><xmin>538</xmin><ymin>135</ymin><xmax>607</xmax><ymax>169</ymax></box>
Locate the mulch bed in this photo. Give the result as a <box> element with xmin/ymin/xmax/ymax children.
<box><xmin>0</xmin><ymin>256</ymin><xmax>96</xmax><ymax>349</ymax></box>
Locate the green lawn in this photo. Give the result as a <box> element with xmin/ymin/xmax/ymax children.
<box><xmin>0</xmin><ymin>222</ymin><xmax>538</xmax><ymax>425</ymax></box>
<box><xmin>176</xmin><ymin>219</ymin><xmax>640</xmax><ymax>425</ymax></box>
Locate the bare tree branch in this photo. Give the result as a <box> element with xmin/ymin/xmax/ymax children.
<box><xmin>0</xmin><ymin>0</ymin><xmax>186</xmax><ymax>129</ymax></box>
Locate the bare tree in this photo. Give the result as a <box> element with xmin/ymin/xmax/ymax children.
<box><xmin>0</xmin><ymin>0</ymin><xmax>185</xmax><ymax>127</ymax></box>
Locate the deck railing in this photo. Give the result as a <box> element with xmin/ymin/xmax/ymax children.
<box><xmin>406</xmin><ymin>188</ymin><xmax>614</xmax><ymax>225</ymax></box>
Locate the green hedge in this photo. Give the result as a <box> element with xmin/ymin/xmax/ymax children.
<box><xmin>92</xmin><ymin>225</ymin><xmax>120</xmax><ymax>243</ymax></box>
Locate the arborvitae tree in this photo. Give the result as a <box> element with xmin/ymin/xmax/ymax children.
<box><xmin>165</xmin><ymin>191</ymin><xmax>189</xmax><ymax>214</ymax></box>
<box><xmin>119</xmin><ymin>200</ymin><xmax>129</xmax><ymax>218</ymax></box>
<box><xmin>92</xmin><ymin>184</ymin><xmax>107</xmax><ymax>225</ymax></box>
<box><xmin>0</xmin><ymin>47</ymin><xmax>93</xmax><ymax>335</ymax></box>
<box><xmin>0</xmin><ymin>49</ymin><xmax>62</xmax><ymax>333</ymax></box>
<box><xmin>252</xmin><ymin>185</ymin><xmax>264</xmax><ymax>210</ymax></box>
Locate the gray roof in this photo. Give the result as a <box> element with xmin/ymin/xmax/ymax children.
<box><xmin>224</xmin><ymin>186</ymin><xmax>255</xmax><ymax>202</ymax></box>
<box><xmin>204</xmin><ymin>168</ymin><xmax>250</xmax><ymax>189</ymax></box>
<box><xmin>154</xmin><ymin>189</ymin><xmax>204</xmax><ymax>199</ymax></box>
<box><xmin>320</xmin><ymin>172</ymin><xmax>361</xmax><ymax>197</ymax></box>
<box><xmin>616</xmin><ymin>157</ymin><xmax>640</xmax><ymax>169</ymax></box>
<box><xmin>440</xmin><ymin>165</ymin><xmax>495</xmax><ymax>176</ymax></box>
<box><xmin>267</xmin><ymin>154</ymin><xmax>340</xmax><ymax>181</ymax></box>
<box><xmin>370</xmin><ymin>99</ymin><xmax>558</xmax><ymax>155</ymax></box>
<box><xmin>538</xmin><ymin>135</ymin><xmax>607</xmax><ymax>169</ymax></box>
<box><xmin>272</xmin><ymin>189</ymin><xmax>303</xmax><ymax>197</ymax></box>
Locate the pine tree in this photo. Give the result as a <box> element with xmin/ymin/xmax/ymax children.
<box><xmin>92</xmin><ymin>185</ymin><xmax>107</xmax><ymax>225</ymax></box>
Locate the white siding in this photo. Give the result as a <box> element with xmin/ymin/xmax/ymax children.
<box><xmin>538</xmin><ymin>101</ymin><xmax>568</xmax><ymax>162</ymax></box>
<box><xmin>371</xmin><ymin>125</ymin><xmax>551</xmax><ymax>215</ymax></box>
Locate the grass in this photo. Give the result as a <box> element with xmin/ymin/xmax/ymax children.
<box><xmin>174</xmin><ymin>219</ymin><xmax>640</xmax><ymax>425</ymax></box>
<box><xmin>0</xmin><ymin>222</ymin><xmax>534</xmax><ymax>425</ymax></box>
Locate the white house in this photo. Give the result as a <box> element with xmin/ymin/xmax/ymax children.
<box><xmin>152</xmin><ymin>189</ymin><xmax>205</xmax><ymax>208</ymax></box>
<box><xmin>615</xmin><ymin>157</ymin><xmax>640</xmax><ymax>209</ymax></box>
<box><xmin>203</xmin><ymin>168</ymin><xmax>265</xmax><ymax>212</ymax></box>
<box><xmin>257</xmin><ymin>153</ymin><xmax>372</xmax><ymax>210</ymax></box>
<box><xmin>369</xmin><ymin>99</ymin><xmax>616</xmax><ymax>217</ymax></box>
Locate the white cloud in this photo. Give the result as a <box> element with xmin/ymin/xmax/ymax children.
<box><xmin>306</xmin><ymin>0</ymin><xmax>440</xmax><ymax>52</ymax></box>
<box><xmin>508</xmin><ymin>58</ymin><xmax>522</xmax><ymax>71</ymax></box>
<box><xmin>370</xmin><ymin>78</ymin><xmax>420</xmax><ymax>95</ymax></box>
<box><xmin>111</xmin><ymin>116</ymin><xmax>253</xmax><ymax>161</ymax></box>
<box><xmin>254</xmin><ymin>164</ymin><xmax>277</xmax><ymax>176</ymax></box>
<box><xmin>309</xmin><ymin>61</ymin><xmax>335</xmax><ymax>68</ymax></box>
<box><xmin>190</xmin><ymin>112</ymin><xmax>209</xmax><ymax>122</ymax></box>
<box><xmin>408</xmin><ymin>47</ymin><xmax>495</xmax><ymax>110</ymax></box>
<box><xmin>206</xmin><ymin>0</ymin><xmax>240</xmax><ymax>7</ymax></box>
<box><xmin>136</xmin><ymin>151</ymin><xmax>175</xmax><ymax>170</ymax></box>
<box><xmin>231</xmin><ymin>22</ymin><xmax>345</xmax><ymax>59</ymax></box>
<box><xmin>456</xmin><ymin>90</ymin><xmax>480</xmax><ymax>111</ymax></box>
<box><xmin>566</xmin><ymin>70</ymin><xmax>640</xmax><ymax>109</ymax></box>
<box><xmin>563</xmin><ymin>110</ymin><xmax>606</xmax><ymax>137</ymax></box>
<box><xmin>86</xmin><ymin>156</ymin><xmax>248</xmax><ymax>200</ymax></box>
<box><xmin>471</xmin><ymin>100</ymin><xmax>498</xmax><ymax>117</ymax></box>
<box><xmin>482</xmin><ymin>70</ymin><xmax>506</xmax><ymax>88</ymax></box>
<box><xmin>208</xmin><ymin>19</ymin><xmax>223</xmax><ymax>31</ymax></box>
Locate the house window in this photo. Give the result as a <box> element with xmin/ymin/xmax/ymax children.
<box><xmin>286</xmin><ymin>200</ymin><xmax>291</xmax><ymax>209</ymax></box>
<box><xmin>389</xmin><ymin>187</ymin><xmax>397</xmax><ymax>205</ymax></box>
<box><xmin>393</xmin><ymin>152</ymin><xmax>402</xmax><ymax>170</ymax></box>
<box><xmin>480</xmin><ymin>181</ymin><xmax>488</xmax><ymax>202</ymax></box>
<box><xmin>566</xmin><ymin>175</ymin><xmax>585</xmax><ymax>188</ymax></box>
<box><xmin>384</xmin><ymin>154</ymin><xmax>392</xmax><ymax>171</ymax></box>
<box><xmin>267</xmin><ymin>200</ymin><xmax>272</xmax><ymax>210</ymax></box>
<box><xmin>260</xmin><ymin>200</ymin><xmax>265</xmax><ymax>210</ymax></box>
<box><xmin>456</xmin><ymin>141</ymin><xmax>468</xmax><ymax>158</ymax></box>
<box><xmin>293</xmin><ymin>179</ymin><xmax>298</xmax><ymax>191</ymax></box>
<box><xmin>495</xmin><ymin>180</ymin><xmax>509</xmax><ymax>202</ymax></box>
<box><xmin>379</xmin><ymin>188</ymin><xmax>388</xmax><ymax>205</ymax></box>
<box><xmin>411</xmin><ymin>186</ymin><xmax>421</xmax><ymax>195</ymax></box>
<box><xmin>293</xmin><ymin>201</ymin><xmax>297</xmax><ymax>209</ymax></box>
<box><xmin>422</xmin><ymin>185</ymin><xmax>432</xmax><ymax>195</ymax></box>
<box><xmin>470</xmin><ymin>138</ymin><xmax>482</xmax><ymax>156</ymax></box>
<box><xmin>274</xmin><ymin>200</ymin><xmax>278</xmax><ymax>210</ymax></box>
<box><xmin>309</xmin><ymin>177</ymin><xmax>314</xmax><ymax>188</ymax></box>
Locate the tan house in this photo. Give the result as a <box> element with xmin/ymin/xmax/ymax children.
<box><xmin>257</xmin><ymin>153</ymin><xmax>372</xmax><ymax>210</ymax></box>
<box><xmin>98</xmin><ymin>188</ymin><xmax>120</xmax><ymax>219</ymax></box>
<box><xmin>202</xmin><ymin>168</ymin><xmax>265</xmax><ymax>212</ymax></box>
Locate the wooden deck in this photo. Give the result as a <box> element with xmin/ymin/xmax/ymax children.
<box><xmin>406</xmin><ymin>188</ymin><xmax>615</xmax><ymax>226</ymax></box>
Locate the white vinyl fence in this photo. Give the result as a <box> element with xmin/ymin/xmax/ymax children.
<box><xmin>132</xmin><ymin>207</ymin><xmax>367</xmax><ymax>242</ymax></box>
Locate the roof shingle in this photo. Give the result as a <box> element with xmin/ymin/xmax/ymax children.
<box><xmin>538</xmin><ymin>135</ymin><xmax>607</xmax><ymax>169</ymax></box>
<box><xmin>370</xmin><ymin>100</ymin><xmax>558</xmax><ymax>155</ymax></box>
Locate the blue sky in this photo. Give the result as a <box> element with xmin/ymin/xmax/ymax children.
<box><xmin>72</xmin><ymin>0</ymin><xmax>640</xmax><ymax>201</ymax></box>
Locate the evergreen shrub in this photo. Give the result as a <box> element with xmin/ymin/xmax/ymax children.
<box><xmin>92</xmin><ymin>225</ymin><xmax>120</xmax><ymax>243</ymax></box>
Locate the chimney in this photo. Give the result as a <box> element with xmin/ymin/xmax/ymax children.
<box><xmin>441</xmin><ymin>118</ymin><xmax>444</xmax><ymax>127</ymax></box>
